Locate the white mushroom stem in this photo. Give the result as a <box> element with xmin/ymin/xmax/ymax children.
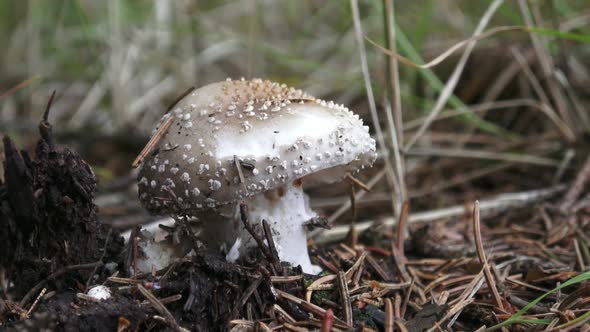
<box><xmin>129</xmin><ymin>184</ymin><xmax>323</xmax><ymax>275</ymax></box>
<box><xmin>232</xmin><ymin>183</ymin><xmax>322</xmax><ymax>274</ymax></box>
<box><xmin>122</xmin><ymin>227</ymin><xmax>185</xmax><ymax>274</ymax></box>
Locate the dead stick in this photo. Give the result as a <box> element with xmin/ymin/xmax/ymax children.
<box><xmin>574</xmin><ymin>239</ymin><xmax>586</xmax><ymax>271</ymax></box>
<box><xmin>124</xmin><ymin>227</ymin><xmax>140</xmax><ymax>277</ymax></box>
<box><xmin>283</xmin><ymin>323</ymin><xmax>308</xmax><ymax>331</ymax></box>
<box><xmin>239</xmin><ymin>204</ymin><xmax>276</xmax><ymax>271</ymax></box>
<box><xmin>0</xmin><ymin>75</ymin><xmax>40</xmax><ymax>100</ymax></box>
<box><xmin>385</xmin><ymin>298</ymin><xmax>394</xmax><ymax>332</ymax></box>
<box><xmin>39</xmin><ymin>90</ymin><xmax>56</xmax><ymax>146</ymax></box>
<box><xmin>131</xmin><ymin>85</ymin><xmax>196</xmax><ymax>169</ymax></box>
<box><xmin>366</xmin><ymin>254</ymin><xmax>392</xmax><ymax>281</ymax></box>
<box><xmin>140</xmin><ymin>294</ymin><xmax>183</xmax><ymax>306</ymax></box>
<box><xmin>317</xmin><ymin>185</ymin><xmax>565</xmax><ymax>244</ymax></box>
<box><xmin>277</xmin><ymin>289</ymin><xmax>349</xmax><ymax>327</ymax></box>
<box><xmin>137</xmin><ymin>284</ymin><xmax>188</xmax><ymax>332</ymax></box>
<box><xmin>131</xmin><ymin>86</ymin><xmax>195</xmax><ymax>164</ymax></box>
<box><xmin>257</xmin><ymin>321</ymin><xmax>272</xmax><ymax>331</ymax></box>
<box><xmin>473</xmin><ymin>201</ymin><xmax>505</xmax><ymax>311</ymax></box>
<box><xmin>273</xmin><ymin>303</ymin><xmax>296</xmax><ymax>324</ymax></box>
<box><xmin>396</xmin><ymin>201</ymin><xmax>409</xmax><ymax>254</ymax></box>
<box><xmin>132</xmin><ymin>116</ymin><xmax>173</xmax><ymax>168</ymax></box>
<box><xmin>262</xmin><ymin>220</ymin><xmax>283</xmax><ymax>274</ymax></box>
<box><xmin>391</xmin><ymin>243</ymin><xmax>411</xmax><ymax>283</ymax></box>
<box><xmin>337</xmin><ymin>271</ymin><xmax>353</xmax><ymax>327</ymax></box>
<box><xmin>23</xmin><ymin>288</ymin><xmax>46</xmax><ymax>319</ymax></box>
<box><xmin>394</xmin><ymin>293</ymin><xmax>401</xmax><ymax>322</ymax></box>
<box><xmin>166</xmin><ymin>86</ymin><xmax>196</xmax><ymax>113</ymax></box>
<box><xmin>234</xmin><ymin>155</ymin><xmax>249</xmax><ymax>193</ymax></box>
<box><xmin>346</xmin><ymin>173</ymin><xmax>371</xmax><ymax>192</ymax></box>
<box><xmin>400</xmin><ymin>277</ymin><xmax>414</xmax><ymax>317</ymax></box>
<box><xmin>240</xmin><ymin>204</ymin><xmax>269</xmax><ymax>256</ymax></box>
<box><xmin>560</xmin><ymin>155</ymin><xmax>590</xmax><ymax>212</ymax></box>
<box><xmin>0</xmin><ymin>296</ymin><xmax>7</xmax><ymax>316</ymax></box>
<box><xmin>426</xmin><ymin>298</ymin><xmax>474</xmax><ymax>332</ymax></box>
<box><xmin>345</xmin><ymin>251</ymin><xmax>367</xmax><ymax>280</ymax></box>
<box><xmin>349</xmin><ymin>183</ymin><xmax>358</xmax><ymax>247</ymax></box>
<box><xmin>133</xmin><ymin>232</ymin><xmax>139</xmax><ymax>277</ymax></box>
<box><xmin>229</xmin><ymin>277</ymin><xmax>262</xmax><ymax>320</ymax></box>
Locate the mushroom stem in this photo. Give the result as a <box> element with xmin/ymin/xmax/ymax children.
<box><xmin>233</xmin><ymin>183</ymin><xmax>321</xmax><ymax>274</ymax></box>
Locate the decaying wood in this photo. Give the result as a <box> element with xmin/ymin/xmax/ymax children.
<box><xmin>0</xmin><ymin>93</ymin><xmax>115</xmax><ymax>299</ymax></box>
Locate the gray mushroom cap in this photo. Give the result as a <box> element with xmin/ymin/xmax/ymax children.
<box><xmin>138</xmin><ymin>78</ymin><xmax>377</xmax><ymax>216</ymax></box>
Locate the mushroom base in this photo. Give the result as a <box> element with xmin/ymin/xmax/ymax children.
<box><xmin>132</xmin><ymin>185</ymin><xmax>321</xmax><ymax>274</ymax></box>
<box><xmin>229</xmin><ymin>183</ymin><xmax>322</xmax><ymax>274</ymax></box>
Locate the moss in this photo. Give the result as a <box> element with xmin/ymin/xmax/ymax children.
<box><xmin>311</xmin><ymin>290</ymin><xmax>333</xmax><ymax>305</ymax></box>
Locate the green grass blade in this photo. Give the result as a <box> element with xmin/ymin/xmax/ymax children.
<box><xmin>527</xmin><ymin>27</ymin><xmax>590</xmax><ymax>43</ymax></box>
<box><xmin>395</xmin><ymin>25</ymin><xmax>520</xmax><ymax>140</ymax></box>
<box><xmin>485</xmin><ymin>271</ymin><xmax>590</xmax><ymax>331</ymax></box>
<box><xmin>556</xmin><ymin>308</ymin><xmax>590</xmax><ymax>329</ymax></box>
<box><xmin>513</xmin><ymin>318</ymin><xmax>550</xmax><ymax>325</ymax></box>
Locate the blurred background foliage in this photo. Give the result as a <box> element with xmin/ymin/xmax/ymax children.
<box><xmin>0</xmin><ymin>0</ymin><xmax>589</xmax><ymax>209</ymax></box>
<box><xmin>1</xmin><ymin>1</ymin><xmax>586</xmax><ymax>132</ymax></box>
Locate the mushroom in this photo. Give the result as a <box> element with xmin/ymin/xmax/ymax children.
<box><xmin>137</xmin><ymin>78</ymin><xmax>376</xmax><ymax>274</ymax></box>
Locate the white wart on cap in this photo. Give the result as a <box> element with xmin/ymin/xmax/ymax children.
<box><xmin>138</xmin><ymin>78</ymin><xmax>377</xmax><ymax>215</ymax></box>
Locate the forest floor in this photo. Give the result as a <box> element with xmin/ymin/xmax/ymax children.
<box><xmin>1</xmin><ymin>89</ymin><xmax>590</xmax><ymax>332</ymax></box>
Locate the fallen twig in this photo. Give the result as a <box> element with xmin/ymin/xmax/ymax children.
<box><xmin>234</xmin><ymin>155</ymin><xmax>249</xmax><ymax>193</ymax></box>
<box><xmin>140</xmin><ymin>294</ymin><xmax>183</xmax><ymax>307</ymax></box>
<box><xmin>229</xmin><ymin>276</ymin><xmax>262</xmax><ymax>321</ymax></box>
<box><xmin>0</xmin><ymin>75</ymin><xmax>41</xmax><ymax>100</ymax></box>
<box><xmin>337</xmin><ymin>271</ymin><xmax>353</xmax><ymax>327</ymax></box>
<box><xmin>560</xmin><ymin>155</ymin><xmax>590</xmax><ymax>212</ymax></box>
<box><xmin>132</xmin><ymin>86</ymin><xmax>196</xmax><ymax>168</ymax></box>
<box><xmin>22</xmin><ymin>288</ymin><xmax>46</xmax><ymax>319</ymax></box>
<box><xmin>385</xmin><ymin>298</ymin><xmax>394</xmax><ymax>332</ymax></box>
<box><xmin>239</xmin><ymin>204</ymin><xmax>271</xmax><ymax>259</ymax></box>
<box><xmin>137</xmin><ymin>284</ymin><xmax>189</xmax><ymax>332</ymax></box>
<box><xmin>262</xmin><ymin>219</ymin><xmax>283</xmax><ymax>275</ymax></box>
<box><xmin>132</xmin><ymin>116</ymin><xmax>173</xmax><ymax>168</ymax></box>
<box><xmin>316</xmin><ymin>185</ymin><xmax>565</xmax><ymax>243</ymax></box>
<box><xmin>473</xmin><ymin>201</ymin><xmax>505</xmax><ymax>311</ymax></box>
<box><xmin>395</xmin><ymin>201</ymin><xmax>409</xmax><ymax>254</ymax></box>
<box><xmin>346</xmin><ymin>173</ymin><xmax>371</xmax><ymax>192</ymax></box>
<box><xmin>349</xmin><ymin>183</ymin><xmax>358</xmax><ymax>247</ymax></box>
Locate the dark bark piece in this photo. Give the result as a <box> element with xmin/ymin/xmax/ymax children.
<box><xmin>0</xmin><ymin>96</ymin><xmax>121</xmax><ymax>299</ymax></box>
<box><xmin>2</xmin><ymin>136</ymin><xmax>38</xmax><ymax>234</ymax></box>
